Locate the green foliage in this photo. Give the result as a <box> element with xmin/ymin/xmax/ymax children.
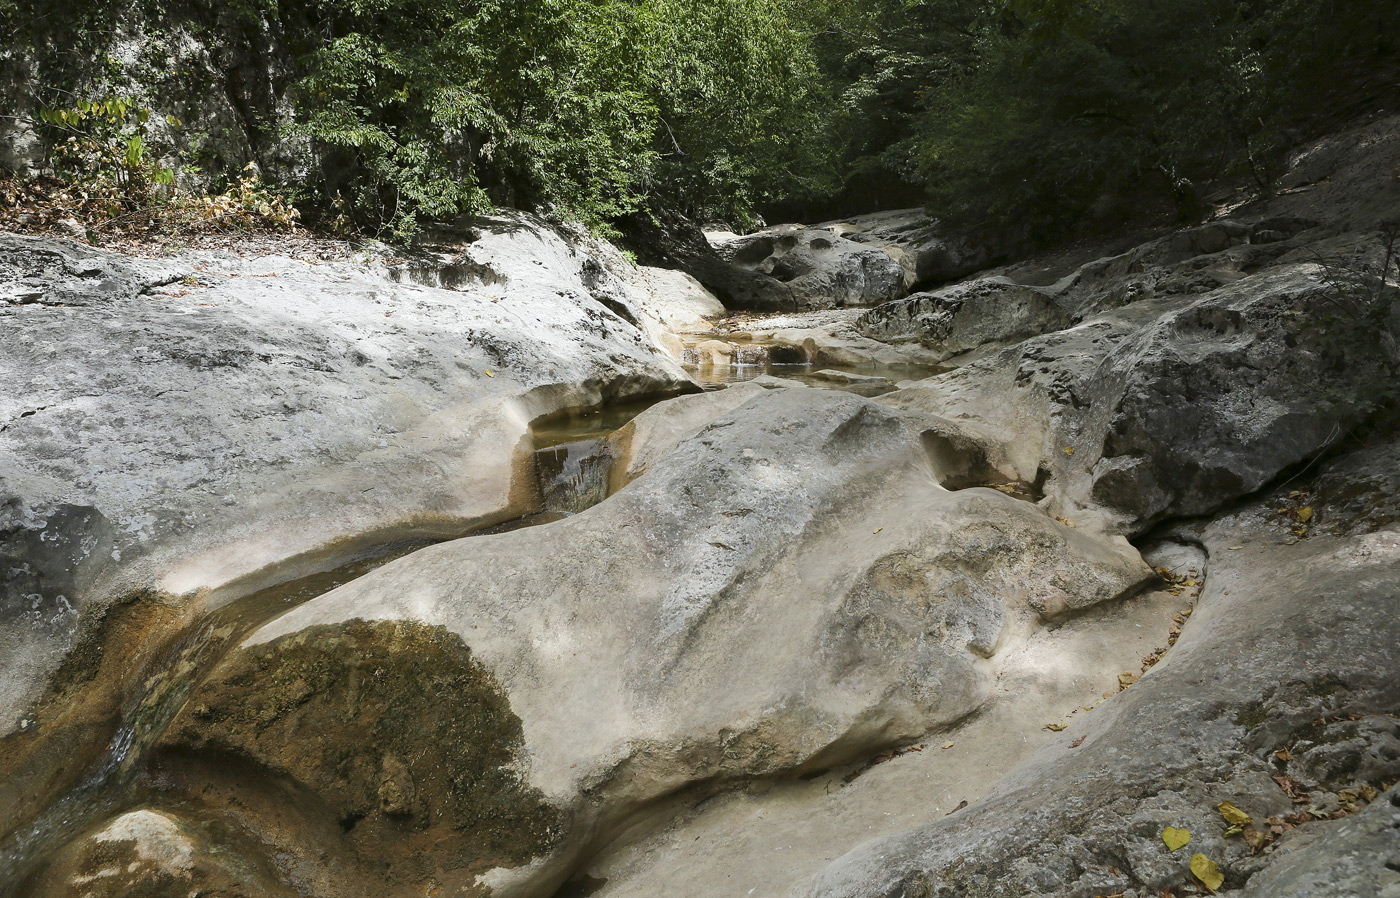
<box><xmin>36</xmin><ymin>96</ymin><xmax>175</xmax><ymax>212</ymax></box>
<box><xmin>286</xmin><ymin>0</ymin><xmax>826</xmax><ymax>236</ymax></box>
<box><xmin>5</xmin><ymin>0</ymin><xmax>829</xmax><ymax>239</ymax></box>
<box><xmin>646</xmin><ymin>0</ymin><xmax>831</xmax><ymax>225</ymax></box>
<box><xmin>804</xmin><ymin>0</ymin><xmax>1396</xmax><ymax>247</ymax></box>
<box><xmin>5</xmin><ymin>0</ymin><xmax>1394</xmax><ymax>245</ymax></box>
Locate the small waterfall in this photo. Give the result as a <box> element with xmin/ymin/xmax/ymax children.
<box><xmin>536</xmin><ymin>439</ymin><xmax>615</xmax><ymax>516</ymax></box>
<box><xmin>733</xmin><ymin>344</ymin><xmax>770</xmax><ymax>366</ymax></box>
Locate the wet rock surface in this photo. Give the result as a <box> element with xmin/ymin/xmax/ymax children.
<box><xmin>27</xmin><ymin>809</ymin><xmax>296</xmax><ymax>898</ymax></box>
<box><xmin>152</xmin><ymin>619</ymin><xmax>560</xmax><ymax>893</ymax></box>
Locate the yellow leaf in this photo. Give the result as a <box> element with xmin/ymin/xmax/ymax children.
<box><xmin>1190</xmin><ymin>854</ymin><xmax>1224</xmax><ymax>892</ymax></box>
<box><xmin>1162</xmin><ymin>826</ymin><xmax>1191</xmax><ymax>851</ymax></box>
<box><xmin>1045</xmin><ymin>722</ymin><xmax>1067</xmax><ymax>732</ymax></box>
<box><xmin>1063</xmin><ymin>446</ymin><xmax>1075</xmax><ymax>456</ymax></box>
<box><xmin>485</xmin><ymin>369</ymin><xmax>495</xmax><ymax>378</ymax></box>
<box><xmin>873</xmin><ymin>527</ymin><xmax>883</xmax><ymax>534</ymax></box>
<box><xmin>1297</xmin><ymin>506</ymin><xmax>1314</xmax><ymax>523</ymax></box>
<box><xmin>1218</xmin><ymin>801</ymin><xmax>1253</xmax><ymax>826</ymax></box>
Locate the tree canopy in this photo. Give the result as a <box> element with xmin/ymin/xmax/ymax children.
<box><xmin>3</xmin><ymin>0</ymin><xmax>1395</xmax><ymax>243</ymax></box>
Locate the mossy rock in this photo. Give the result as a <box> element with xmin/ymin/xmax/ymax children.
<box><xmin>160</xmin><ymin>619</ymin><xmax>560</xmax><ymax>868</ymax></box>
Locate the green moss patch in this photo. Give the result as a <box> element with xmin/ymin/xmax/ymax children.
<box><xmin>161</xmin><ymin>618</ymin><xmax>559</xmax><ymax>867</ymax></box>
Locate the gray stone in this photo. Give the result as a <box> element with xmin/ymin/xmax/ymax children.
<box><xmin>156</xmin><ymin>388</ymin><xmax>1150</xmax><ymax>898</ymax></box>
<box><xmin>808</xmin><ymin>440</ymin><xmax>1400</xmax><ymax>898</ymax></box>
<box><xmin>1235</xmin><ymin>786</ymin><xmax>1400</xmax><ymax>898</ymax></box>
<box><xmin>718</xmin><ymin>225</ymin><xmax>907</xmax><ymax>311</ymax></box>
<box><xmin>855</xmin><ymin>277</ymin><xmax>1071</xmax><ymax>362</ymax></box>
<box><xmin>884</xmin><ymin>258</ymin><xmax>1400</xmax><ymax>536</ymax></box>
<box><xmin>817</xmin><ymin>208</ymin><xmax>992</xmax><ymax>289</ymax></box>
<box><xmin>0</xmin><ymin>214</ymin><xmax>691</xmax><ymax>738</ymax></box>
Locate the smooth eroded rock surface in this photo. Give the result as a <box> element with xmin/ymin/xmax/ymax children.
<box><xmin>152</xmin><ymin>388</ymin><xmax>1150</xmax><ymax>898</ymax></box>
<box><xmin>716</xmin><ymin>225</ymin><xmax>907</xmax><ymax>311</ymax></box>
<box><xmin>0</xmin><ymin>216</ymin><xmax>691</xmax><ymax>734</ymax></box>
<box><xmin>808</xmin><ymin>436</ymin><xmax>1400</xmax><ymax>898</ymax></box>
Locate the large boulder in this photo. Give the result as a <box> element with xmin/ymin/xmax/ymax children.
<box><xmin>818</xmin><ymin>208</ymin><xmax>992</xmax><ymax>289</ymax></box>
<box><xmin>883</xmin><ymin>247</ymin><xmax>1400</xmax><ymax>536</ymax></box>
<box><xmin>855</xmin><ymin>277</ymin><xmax>1071</xmax><ymax>363</ymax></box>
<box><xmin>716</xmin><ymin>225</ymin><xmax>907</xmax><ymax>311</ymax></box>
<box><xmin>614</xmin><ymin>203</ymin><xmax>795</xmax><ymax>312</ymax></box>
<box><xmin>132</xmin><ymin>388</ymin><xmax>1150</xmax><ymax>898</ymax></box>
<box><xmin>0</xmin><ymin>215</ymin><xmax>693</xmax><ymax>868</ymax></box>
<box><xmin>808</xmin><ymin>437</ymin><xmax>1400</xmax><ymax>898</ymax></box>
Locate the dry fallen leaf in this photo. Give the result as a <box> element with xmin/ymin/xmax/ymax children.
<box><xmin>1063</xmin><ymin>446</ymin><xmax>1075</xmax><ymax>456</ymax></box>
<box><xmin>1046</xmin><ymin>722</ymin><xmax>1068</xmax><ymax>732</ymax></box>
<box><xmin>1162</xmin><ymin>826</ymin><xmax>1191</xmax><ymax>851</ymax></box>
<box><xmin>1190</xmin><ymin>853</ymin><xmax>1224</xmax><ymax>893</ymax></box>
<box><xmin>1218</xmin><ymin>800</ymin><xmax>1253</xmax><ymax>826</ymax></box>
<box><xmin>1118</xmin><ymin>672</ymin><xmax>1139</xmax><ymax>689</ymax></box>
<box><xmin>1297</xmin><ymin>506</ymin><xmax>1314</xmax><ymax>523</ymax></box>
<box><xmin>942</xmin><ymin>741</ymin><xmax>955</xmax><ymax>750</ymax></box>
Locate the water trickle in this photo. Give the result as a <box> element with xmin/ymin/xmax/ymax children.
<box><xmin>674</xmin><ymin>336</ymin><xmax>941</xmax><ymax>394</ymax></box>
<box><xmin>733</xmin><ymin>344</ymin><xmax>769</xmax><ymax>366</ymax></box>
<box><xmin>0</xmin><ymin>541</ymin><xmax>434</xmax><ymax>891</ymax></box>
<box><xmin>526</xmin><ymin>398</ymin><xmax>668</xmax><ymax>518</ymax></box>
<box><xmin>537</xmin><ymin>439</ymin><xmax>615</xmax><ymax>516</ymax></box>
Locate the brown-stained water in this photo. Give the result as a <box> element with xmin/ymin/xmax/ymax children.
<box><xmin>0</xmin><ymin>540</ymin><xmax>437</xmax><ymax>893</ymax></box>
<box><xmin>676</xmin><ymin>337</ymin><xmax>942</xmax><ymax>394</ymax></box>
<box><xmin>0</xmin><ymin>409</ymin><xmax>655</xmax><ymax>892</ymax></box>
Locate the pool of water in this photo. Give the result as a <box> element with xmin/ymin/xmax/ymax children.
<box><xmin>676</xmin><ymin>335</ymin><xmax>943</xmax><ymax>394</ymax></box>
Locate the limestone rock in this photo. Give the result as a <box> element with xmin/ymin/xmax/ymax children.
<box><xmin>605</xmin><ymin>382</ymin><xmax>769</xmax><ymax>490</ymax></box>
<box><xmin>0</xmin><ymin>215</ymin><xmax>697</xmax><ymax>882</ymax></box>
<box><xmin>155</xmin><ymin>388</ymin><xmax>1150</xmax><ymax>898</ymax></box>
<box><xmin>808</xmin><ymin>439</ymin><xmax>1400</xmax><ymax>898</ymax></box>
<box><xmin>885</xmin><ymin>258</ymin><xmax>1400</xmax><ymax>535</ymax></box>
<box><xmin>614</xmin><ymin>203</ymin><xmax>795</xmax><ymax>312</ymax></box>
<box><xmin>717</xmin><ymin>225</ymin><xmax>907</xmax><ymax>311</ymax></box>
<box><xmin>855</xmin><ymin>277</ymin><xmax>1070</xmax><ymax>362</ymax></box>
<box><xmin>818</xmin><ymin>208</ymin><xmax>991</xmax><ymax>289</ymax></box>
